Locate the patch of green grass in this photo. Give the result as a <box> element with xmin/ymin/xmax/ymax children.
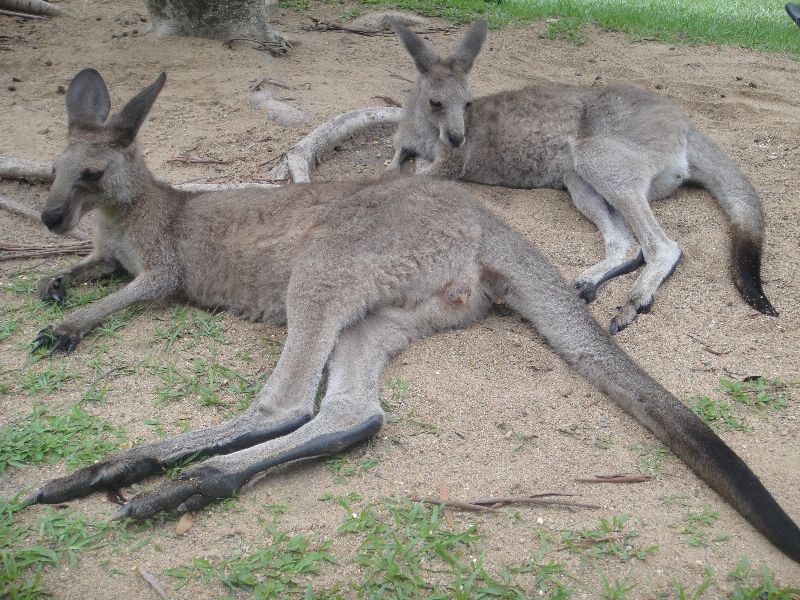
<box><xmin>0</xmin><ymin>319</ymin><xmax>19</xmax><ymax>342</ymax></box>
<box><xmin>672</xmin><ymin>566</ymin><xmax>714</xmax><ymax>600</ymax></box>
<box><xmin>16</xmin><ymin>361</ymin><xmax>80</xmax><ymax>395</ymax></box>
<box><xmin>150</xmin><ymin>305</ymin><xmax>227</xmax><ymax>351</ymax></box>
<box><xmin>325</xmin><ymin>454</ymin><xmax>381</xmax><ymax>484</ymax></box>
<box><xmin>560</xmin><ymin>514</ymin><xmax>659</xmax><ymax>565</ymax></box>
<box><xmin>335</xmin><ymin>496</ymin><xmax>566</xmax><ymax>598</ymax></box>
<box><xmin>143</xmin><ymin>355</ymin><xmax>267</xmax><ymax>409</ymax></box>
<box><xmin>511</xmin><ymin>431</ymin><xmax>538</xmax><ymax>452</ymax></box>
<box><xmin>629</xmin><ymin>443</ymin><xmax>671</xmax><ymax>477</ymax></box>
<box><xmin>405</xmin><ymin>406</ymin><xmax>439</xmax><ymax>436</ymax></box>
<box><xmin>688</xmin><ymin>377</ymin><xmax>795</xmax><ymax>431</ymax></box>
<box><xmin>0</xmin><ymin>404</ymin><xmax>127</xmax><ymax>473</ymax></box>
<box><xmin>283</xmin><ymin>0</ymin><xmax>799</xmax><ymax>54</ymax></box>
<box><xmin>0</xmin><ymin>493</ymin><xmax>171</xmax><ymax>597</ymax></box>
<box><xmin>729</xmin><ymin>557</ymin><xmax>800</xmax><ymax>599</ymax></box>
<box><xmin>164</xmin><ymin>523</ymin><xmax>338</xmax><ymax>596</ymax></box>
<box><xmin>689</xmin><ymin>395</ymin><xmax>748</xmax><ymax>431</ymax></box>
<box><xmin>541</xmin><ymin>15</ymin><xmax>589</xmax><ymax>46</ymax></box>
<box><xmin>675</xmin><ymin>504</ymin><xmax>731</xmax><ymax>549</ymax></box>
<box><xmin>720</xmin><ymin>377</ymin><xmax>795</xmax><ymax>414</ymax></box>
<box><xmin>594</xmin><ymin>564</ymin><xmax>636</xmax><ymax>599</ymax></box>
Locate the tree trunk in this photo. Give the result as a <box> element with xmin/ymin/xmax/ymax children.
<box><xmin>144</xmin><ymin>0</ymin><xmax>289</xmax><ymax>48</ymax></box>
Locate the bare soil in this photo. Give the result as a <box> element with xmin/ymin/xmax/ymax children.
<box><xmin>1</xmin><ymin>2</ymin><xmax>800</xmax><ymax>597</ymax></box>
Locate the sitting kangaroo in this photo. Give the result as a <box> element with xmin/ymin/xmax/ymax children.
<box><xmin>388</xmin><ymin>19</ymin><xmax>777</xmax><ymax>334</ymax></box>
<box><xmin>25</xmin><ymin>69</ymin><xmax>800</xmax><ymax>564</ymax></box>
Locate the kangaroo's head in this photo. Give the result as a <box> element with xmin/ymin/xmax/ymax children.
<box><xmin>391</xmin><ymin>19</ymin><xmax>487</xmax><ymax>148</ymax></box>
<box><xmin>42</xmin><ymin>69</ymin><xmax>166</xmax><ymax>234</ymax></box>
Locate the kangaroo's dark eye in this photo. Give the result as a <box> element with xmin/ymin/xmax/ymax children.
<box><xmin>81</xmin><ymin>170</ymin><xmax>104</xmax><ymax>182</ymax></box>
<box><xmin>429</xmin><ymin>100</ymin><xmax>443</xmax><ymax>109</ymax></box>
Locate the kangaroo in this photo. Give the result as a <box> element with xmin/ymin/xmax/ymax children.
<box><xmin>388</xmin><ymin>19</ymin><xmax>778</xmax><ymax>334</ymax></box>
<box><xmin>24</xmin><ymin>69</ymin><xmax>800</xmax><ymax>564</ymax></box>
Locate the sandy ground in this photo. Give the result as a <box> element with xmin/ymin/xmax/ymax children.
<box><xmin>1</xmin><ymin>1</ymin><xmax>800</xmax><ymax>597</ymax></box>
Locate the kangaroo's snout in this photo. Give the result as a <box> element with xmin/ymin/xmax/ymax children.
<box><xmin>447</xmin><ymin>131</ymin><xmax>465</xmax><ymax>148</ymax></box>
<box><xmin>41</xmin><ymin>209</ymin><xmax>64</xmax><ymax>231</ymax></box>
<box><xmin>440</xmin><ymin>125</ymin><xmax>465</xmax><ymax>148</ymax></box>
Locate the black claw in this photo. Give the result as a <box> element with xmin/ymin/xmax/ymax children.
<box><xmin>112</xmin><ymin>503</ymin><xmax>134</xmax><ymax>521</ymax></box>
<box><xmin>31</xmin><ymin>327</ymin><xmax>56</xmax><ymax>354</ymax></box>
<box><xmin>23</xmin><ymin>489</ymin><xmax>43</xmax><ymax>506</ymax></box>
<box><xmin>575</xmin><ymin>282</ymin><xmax>597</xmax><ymax>303</ymax></box>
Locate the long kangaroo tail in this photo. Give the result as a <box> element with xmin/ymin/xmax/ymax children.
<box><xmin>479</xmin><ymin>214</ymin><xmax>800</xmax><ymax>562</ymax></box>
<box><xmin>686</xmin><ymin>127</ymin><xmax>777</xmax><ymax>316</ymax></box>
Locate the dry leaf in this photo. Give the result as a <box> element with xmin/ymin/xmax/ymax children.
<box><xmin>175</xmin><ymin>511</ymin><xmax>196</xmax><ymax>536</ymax></box>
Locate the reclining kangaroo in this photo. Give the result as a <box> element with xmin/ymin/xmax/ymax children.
<box><xmin>388</xmin><ymin>19</ymin><xmax>777</xmax><ymax>333</ymax></box>
<box><xmin>25</xmin><ymin>69</ymin><xmax>800</xmax><ymax>564</ymax></box>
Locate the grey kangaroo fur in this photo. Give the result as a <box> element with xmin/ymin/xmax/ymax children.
<box><xmin>25</xmin><ymin>69</ymin><xmax>800</xmax><ymax>563</ymax></box>
<box><xmin>388</xmin><ymin>19</ymin><xmax>777</xmax><ymax>333</ymax></box>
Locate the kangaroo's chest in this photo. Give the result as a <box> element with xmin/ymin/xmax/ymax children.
<box><xmin>94</xmin><ymin>213</ymin><xmax>147</xmax><ymax>276</ymax></box>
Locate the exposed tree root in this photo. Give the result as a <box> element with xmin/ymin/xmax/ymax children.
<box><xmin>268</xmin><ymin>106</ymin><xmax>402</xmax><ymax>182</ymax></box>
<box><xmin>0</xmin><ymin>157</ymin><xmax>54</xmax><ymax>183</ymax></box>
<box><xmin>0</xmin><ymin>0</ymin><xmax>66</xmax><ymax>16</ymax></box>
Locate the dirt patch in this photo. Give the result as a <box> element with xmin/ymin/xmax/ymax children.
<box><xmin>1</xmin><ymin>2</ymin><xmax>800</xmax><ymax>597</ymax></box>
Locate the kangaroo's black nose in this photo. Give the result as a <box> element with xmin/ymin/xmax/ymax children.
<box><xmin>447</xmin><ymin>133</ymin><xmax>465</xmax><ymax>148</ymax></box>
<box><xmin>41</xmin><ymin>210</ymin><xmax>63</xmax><ymax>230</ymax></box>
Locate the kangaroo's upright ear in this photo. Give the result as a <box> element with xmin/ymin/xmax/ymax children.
<box><xmin>448</xmin><ymin>20</ymin><xmax>487</xmax><ymax>74</ymax></box>
<box><xmin>108</xmin><ymin>72</ymin><xmax>167</xmax><ymax>148</ymax></box>
<box><xmin>66</xmin><ymin>68</ymin><xmax>112</xmax><ymax>130</ymax></box>
<box><xmin>390</xmin><ymin>17</ymin><xmax>439</xmax><ymax>74</ymax></box>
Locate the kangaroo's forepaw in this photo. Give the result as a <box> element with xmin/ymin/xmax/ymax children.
<box><xmin>24</xmin><ymin>453</ymin><xmax>160</xmax><ymax>506</ymax></box>
<box><xmin>37</xmin><ymin>275</ymin><xmax>67</xmax><ymax>304</ymax></box>
<box><xmin>609</xmin><ymin>296</ymin><xmax>653</xmax><ymax>334</ymax></box>
<box><xmin>31</xmin><ymin>325</ymin><xmax>82</xmax><ymax>355</ymax></box>
<box><xmin>113</xmin><ymin>466</ymin><xmax>247</xmax><ymax>520</ymax></box>
<box><xmin>574</xmin><ymin>280</ymin><xmax>598</xmax><ymax>303</ymax></box>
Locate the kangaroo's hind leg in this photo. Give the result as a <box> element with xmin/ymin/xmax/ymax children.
<box><xmin>112</xmin><ymin>289</ymin><xmax>491</xmax><ymax>519</ymax></box>
<box><xmin>573</xmin><ymin>140</ymin><xmax>682</xmax><ymax>333</ymax></box>
<box><xmin>563</xmin><ymin>171</ymin><xmax>644</xmax><ymax>303</ymax></box>
<box><xmin>27</xmin><ymin>258</ymin><xmax>387</xmax><ymax>506</ymax></box>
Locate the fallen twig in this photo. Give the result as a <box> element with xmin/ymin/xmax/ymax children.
<box><xmin>411</xmin><ymin>497</ymin><xmax>500</xmax><ymax>513</ymax></box>
<box><xmin>251</xmin><ymin>77</ymin><xmax>296</xmax><ymax>91</ymax></box>
<box><xmin>223</xmin><ymin>37</ymin><xmax>289</xmax><ymax>57</ymax></box>
<box><xmin>0</xmin><ymin>239</ymin><xmax>92</xmax><ymax>260</ymax></box>
<box><xmin>575</xmin><ymin>474</ymin><xmax>652</xmax><ymax>483</ymax></box>
<box><xmin>305</xmin><ymin>18</ymin><xmax>456</xmax><ymax>37</ymax></box>
<box><xmin>305</xmin><ymin>17</ymin><xmax>382</xmax><ymax>36</ymax></box>
<box><xmin>387</xmin><ymin>70</ymin><xmax>414</xmax><ymax>83</ymax></box>
<box><xmin>172</xmin><ymin>182</ymin><xmax>280</xmax><ymax>192</ymax></box>
<box><xmin>687</xmin><ymin>333</ymin><xmax>729</xmax><ymax>356</ymax></box>
<box><xmin>134</xmin><ymin>565</ymin><xmax>169</xmax><ymax>599</ymax></box>
<box><xmin>373</xmin><ymin>95</ymin><xmax>403</xmax><ymax>108</ymax></box>
<box><xmin>468</xmin><ymin>494</ymin><xmax>601</xmax><ymax>509</ymax></box>
<box><xmin>413</xmin><ymin>493</ymin><xmax>600</xmax><ymax>512</ymax></box>
<box><xmin>166</xmin><ymin>153</ymin><xmax>230</xmax><ymax>165</ymax></box>
<box><xmin>558</xmin><ymin>536</ymin><xmax>615</xmax><ymax>551</ymax></box>
<box><xmin>440</xmin><ymin>482</ymin><xmax>455</xmax><ymax>529</ymax></box>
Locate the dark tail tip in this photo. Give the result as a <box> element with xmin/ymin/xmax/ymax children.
<box><xmin>732</xmin><ymin>227</ymin><xmax>778</xmax><ymax>317</ymax></box>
